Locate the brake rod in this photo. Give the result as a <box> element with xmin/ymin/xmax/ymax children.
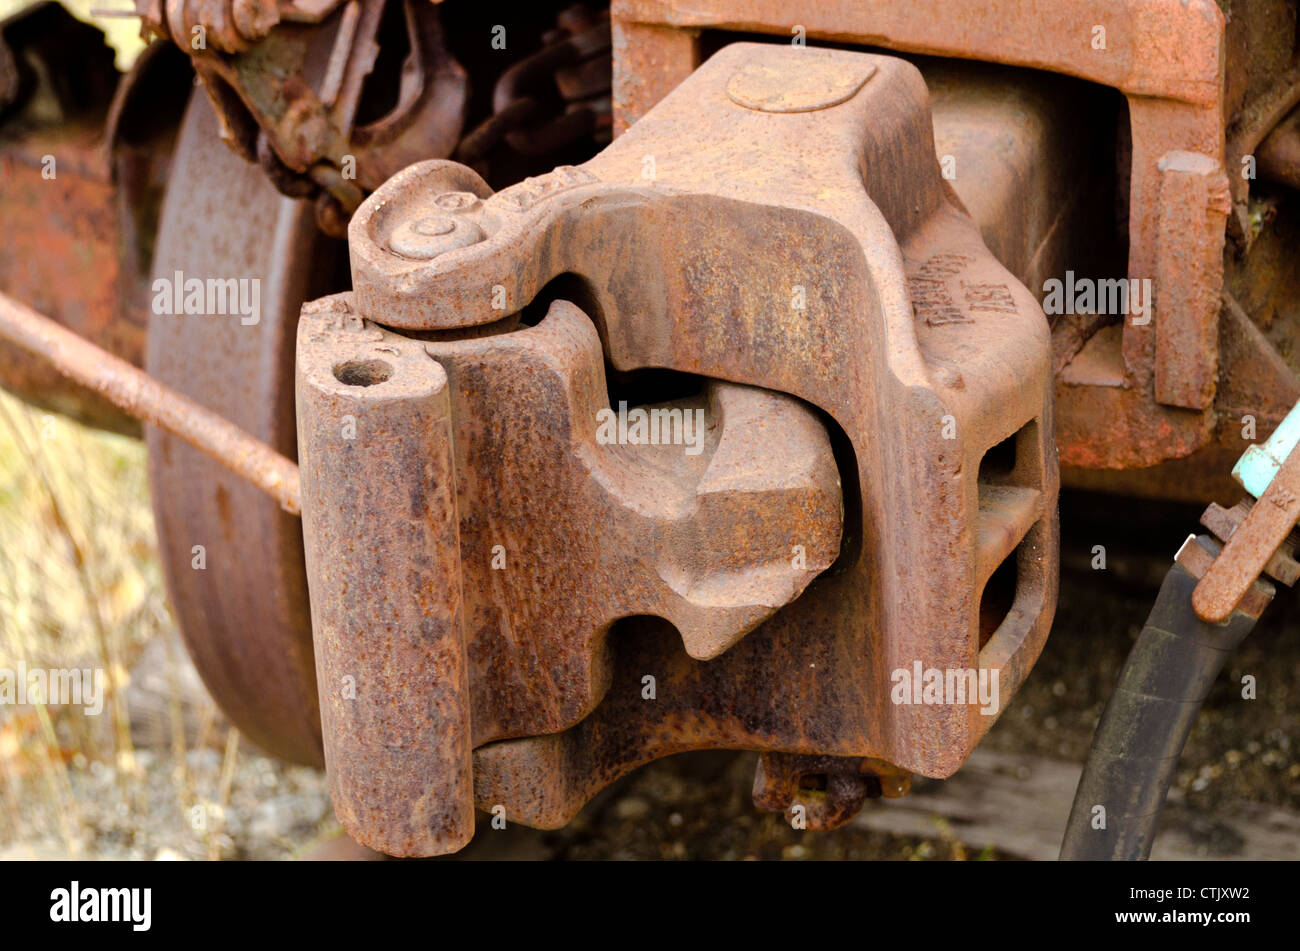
<box><xmin>0</xmin><ymin>292</ymin><xmax>302</xmax><ymax>515</ymax></box>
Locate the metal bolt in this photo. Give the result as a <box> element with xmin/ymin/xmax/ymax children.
<box><xmin>388</xmin><ymin>215</ymin><xmax>484</xmax><ymax>260</ymax></box>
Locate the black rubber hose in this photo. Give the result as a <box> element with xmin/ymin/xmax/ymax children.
<box><xmin>1059</xmin><ymin>537</ymin><xmax>1259</xmax><ymax>860</ymax></box>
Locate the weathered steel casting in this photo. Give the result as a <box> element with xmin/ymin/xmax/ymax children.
<box><xmin>122</xmin><ymin>4</ymin><xmax>625</xmax><ymax>765</ymax></box>
<box><xmin>298</xmin><ymin>294</ymin><xmax>844</xmax><ymax>854</ymax></box>
<box><xmin>608</xmin><ymin>0</ymin><xmax>1300</xmax><ymax>503</ymax></box>
<box><xmin>298</xmin><ymin>42</ymin><xmax>1057</xmax><ymax>853</ymax></box>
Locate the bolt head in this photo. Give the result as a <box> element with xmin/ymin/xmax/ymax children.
<box><xmin>388</xmin><ymin>215</ymin><xmax>484</xmax><ymax>260</ymax></box>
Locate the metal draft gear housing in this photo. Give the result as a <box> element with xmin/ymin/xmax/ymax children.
<box><xmin>296</xmin><ymin>43</ymin><xmax>1059</xmax><ymax>856</ymax></box>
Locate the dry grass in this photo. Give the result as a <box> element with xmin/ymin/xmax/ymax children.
<box><xmin>0</xmin><ymin>391</ymin><xmax>166</xmax><ymax>848</ymax></box>
<box><xmin>0</xmin><ymin>391</ymin><xmax>334</xmax><ymax>860</ymax></box>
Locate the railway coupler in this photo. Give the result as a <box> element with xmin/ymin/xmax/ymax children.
<box><xmin>293</xmin><ymin>42</ymin><xmax>1060</xmax><ymax>855</ymax></box>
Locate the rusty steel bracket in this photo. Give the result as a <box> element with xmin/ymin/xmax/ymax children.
<box><xmin>295</xmin><ymin>42</ymin><xmax>1057</xmax><ymax>855</ymax></box>
<box><xmin>146</xmin><ymin>0</ymin><xmax>468</xmax><ymax>233</ymax></box>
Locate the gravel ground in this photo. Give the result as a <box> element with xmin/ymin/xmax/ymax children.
<box><xmin>0</xmin><ymin>748</ymin><xmax>334</xmax><ymax>861</ymax></box>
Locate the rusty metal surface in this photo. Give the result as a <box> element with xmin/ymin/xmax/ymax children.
<box><xmin>297</xmin><ymin>304</ymin><xmax>473</xmax><ymax>854</ymax></box>
<box><xmin>1193</xmin><ymin>447</ymin><xmax>1300</xmax><ymax>622</ymax></box>
<box><xmin>0</xmin><ymin>290</ymin><xmax>301</xmax><ymax>513</ymax></box>
<box><xmin>134</xmin><ymin>0</ymin><xmax>624</xmax><ymax>239</ymax></box>
<box><xmin>147</xmin><ymin>0</ymin><xmax>469</xmax><ymax>234</ymax></box>
<box><xmin>297</xmin><ymin>292</ymin><xmax>843</xmax><ymax>853</ymax></box>
<box><xmin>96</xmin><ymin>1</ymin><xmax>630</xmax><ymax>769</ymax></box>
<box><xmin>1173</xmin><ymin>534</ymin><xmax>1272</xmax><ymax>621</ymax></box>
<box><xmin>1199</xmin><ymin>500</ymin><xmax>1300</xmax><ymax>588</ymax></box>
<box><xmin>1060</xmin><ymin>290</ymin><xmax>1300</xmax><ymax>503</ymax></box>
<box><xmin>0</xmin><ymin>127</ymin><xmax>141</xmax><ymax>432</ymax></box>
<box><xmin>145</xmin><ymin>0</ymin><xmax>343</xmax><ymax>55</ymax></box>
<box><xmin>612</xmin><ymin>0</ymin><xmax>1224</xmax><ymax>127</ymax></box>
<box><xmin>0</xmin><ymin>8</ymin><xmax>188</xmax><ymax>433</ymax></box>
<box><xmin>1152</xmin><ymin>151</ymin><xmax>1231</xmax><ymax>410</ymax></box>
<box><xmin>1227</xmin><ymin>59</ymin><xmax>1300</xmax><ymax>197</ymax></box>
<box><xmin>752</xmin><ymin>753</ymin><xmax>911</xmax><ymax>832</ymax></box>
<box><xmin>302</xmin><ymin>42</ymin><xmax>1058</xmax><ymax>852</ymax></box>
<box><xmin>924</xmin><ymin>62</ymin><xmax>1109</xmax><ymax>303</ymax></box>
<box><xmin>607</xmin><ymin>0</ymin><xmax>1300</xmax><ymax>495</ymax></box>
<box><xmin>145</xmin><ymin>91</ymin><xmax>339</xmax><ymax>766</ymax></box>
<box><xmin>10</xmin><ymin>0</ymin><xmax>1295</xmax><ymax>858</ymax></box>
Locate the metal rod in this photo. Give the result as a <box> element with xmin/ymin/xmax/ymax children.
<box><xmin>0</xmin><ymin>292</ymin><xmax>302</xmax><ymax>515</ymax></box>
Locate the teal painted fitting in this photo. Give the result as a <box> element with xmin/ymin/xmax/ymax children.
<box><xmin>1235</xmin><ymin>400</ymin><xmax>1300</xmax><ymax>498</ymax></box>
